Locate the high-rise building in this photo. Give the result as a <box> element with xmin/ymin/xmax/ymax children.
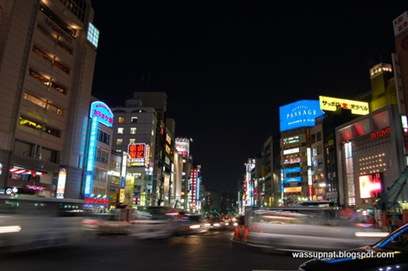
<box><xmin>0</xmin><ymin>0</ymin><xmax>98</xmax><ymax>199</ymax></box>
<box><xmin>393</xmin><ymin>11</ymin><xmax>408</xmax><ymax>116</ymax></box>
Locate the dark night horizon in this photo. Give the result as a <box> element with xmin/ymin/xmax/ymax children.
<box><xmin>91</xmin><ymin>1</ymin><xmax>407</xmax><ymax>193</ymax></box>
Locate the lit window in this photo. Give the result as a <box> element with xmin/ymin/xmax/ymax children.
<box><xmin>129</xmin><ymin>138</ymin><xmax>136</xmax><ymax>144</ymax></box>
<box><xmin>116</xmin><ymin>138</ymin><xmax>123</xmax><ymax>145</ymax></box>
<box><xmin>117</xmin><ymin>127</ymin><xmax>124</xmax><ymax>134</ymax></box>
<box><xmin>118</xmin><ymin>116</ymin><xmax>125</xmax><ymax>124</ymax></box>
<box><xmin>130</xmin><ymin>127</ymin><xmax>136</xmax><ymax>134</ymax></box>
<box><xmin>87</xmin><ymin>23</ymin><xmax>99</xmax><ymax>48</ymax></box>
<box><xmin>131</xmin><ymin>116</ymin><xmax>138</xmax><ymax>123</ymax></box>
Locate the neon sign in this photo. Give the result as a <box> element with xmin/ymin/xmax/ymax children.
<box><xmin>279</xmin><ymin>100</ymin><xmax>324</xmax><ymax>132</ymax></box>
<box><xmin>90</xmin><ymin>101</ymin><xmax>113</xmax><ymax>128</ymax></box>
<box><xmin>370</xmin><ymin>127</ymin><xmax>391</xmax><ymax>139</ymax></box>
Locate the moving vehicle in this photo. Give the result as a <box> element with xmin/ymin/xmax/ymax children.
<box><xmin>233</xmin><ymin>205</ymin><xmax>388</xmax><ymax>252</ymax></box>
<box><xmin>0</xmin><ymin>194</ymin><xmax>89</xmax><ymax>253</ymax></box>
<box><xmin>81</xmin><ymin>211</ymin><xmax>133</xmax><ymax>235</ymax></box>
<box><xmin>298</xmin><ymin>222</ymin><xmax>408</xmax><ymax>271</ymax></box>
<box><xmin>129</xmin><ymin>206</ymin><xmax>179</xmax><ymax>239</ymax></box>
<box><xmin>171</xmin><ymin>213</ymin><xmax>210</xmax><ymax>235</ymax></box>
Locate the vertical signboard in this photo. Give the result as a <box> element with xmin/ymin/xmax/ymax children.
<box><xmin>56</xmin><ymin>168</ymin><xmax>67</xmax><ymax>199</ymax></box>
<box><xmin>84</xmin><ymin>101</ymin><xmax>113</xmax><ymax>197</ymax></box>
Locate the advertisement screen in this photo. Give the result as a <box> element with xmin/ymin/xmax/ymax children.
<box><xmin>175</xmin><ymin>138</ymin><xmax>190</xmax><ymax>158</ymax></box>
<box><xmin>359</xmin><ymin>172</ymin><xmax>383</xmax><ymax>199</ymax></box>
<box><xmin>279</xmin><ymin>100</ymin><xmax>324</xmax><ymax>132</ymax></box>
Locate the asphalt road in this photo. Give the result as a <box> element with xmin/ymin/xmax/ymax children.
<box><xmin>0</xmin><ymin>231</ymin><xmax>306</xmax><ymax>271</ymax></box>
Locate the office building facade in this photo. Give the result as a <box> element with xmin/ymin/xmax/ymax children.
<box><xmin>0</xmin><ymin>0</ymin><xmax>98</xmax><ymax>199</ymax></box>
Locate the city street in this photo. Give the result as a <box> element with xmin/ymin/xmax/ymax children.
<box><xmin>0</xmin><ymin>231</ymin><xmax>306</xmax><ymax>271</ymax></box>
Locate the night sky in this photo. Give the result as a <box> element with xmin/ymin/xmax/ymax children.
<box><xmin>90</xmin><ymin>1</ymin><xmax>407</xmax><ymax>193</ymax></box>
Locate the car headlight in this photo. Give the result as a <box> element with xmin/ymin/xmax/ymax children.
<box><xmin>354</xmin><ymin>231</ymin><xmax>388</xmax><ymax>237</ymax></box>
<box><xmin>0</xmin><ymin>225</ymin><xmax>21</xmax><ymax>233</ymax></box>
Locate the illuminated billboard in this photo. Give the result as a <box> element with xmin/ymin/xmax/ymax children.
<box><xmin>282</xmin><ymin>176</ymin><xmax>302</xmax><ymax>183</ymax></box>
<box><xmin>84</xmin><ymin>101</ymin><xmax>113</xmax><ymax>197</ymax></box>
<box><xmin>319</xmin><ymin>96</ymin><xmax>369</xmax><ymax>115</ymax></box>
<box><xmin>279</xmin><ymin>100</ymin><xmax>324</xmax><ymax>132</ymax></box>
<box><xmin>90</xmin><ymin>101</ymin><xmax>113</xmax><ymax>128</ymax></box>
<box><xmin>359</xmin><ymin>172</ymin><xmax>383</xmax><ymax>199</ymax></box>
<box><xmin>128</xmin><ymin>143</ymin><xmax>150</xmax><ymax>167</ymax></box>
<box><xmin>175</xmin><ymin>137</ymin><xmax>190</xmax><ymax>158</ymax></box>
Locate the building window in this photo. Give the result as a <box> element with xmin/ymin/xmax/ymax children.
<box><xmin>131</xmin><ymin>116</ymin><xmax>138</xmax><ymax>123</ymax></box>
<box><xmin>116</xmin><ymin>138</ymin><xmax>123</xmax><ymax>146</ymax></box>
<box><xmin>41</xmin><ymin>147</ymin><xmax>58</xmax><ymax>163</ymax></box>
<box><xmin>29</xmin><ymin>68</ymin><xmax>67</xmax><ymax>95</ymax></box>
<box><xmin>118</xmin><ymin>116</ymin><xmax>125</xmax><ymax>124</ymax></box>
<box><xmin>32</xmin><ymin>45</ymin><xmax>70</xmax><ymax>74</ymax></box>
<box><xmin>97</xmin><ymin>129</ymin><xmax>111</xmax><ymax>144</ymax></box>
<box><xmin>311</xmin><ymin>134</ymin><xmax>316</xmax><ymax>143</ymax></box>
<box><xmin>316</xmin><ymin>131</ymin><xmax>322</xmax><ymax>141</ymax></box>
<box><xmin>117</xmin><ymin>127</ymin><xmax>124</xmax><ymax>134</ymax></box>
<box><xmin>23</xmin><ymin>92</ymin><xmax>63</xmax><ymax>116</ymax></box>
<box><xmin>19</xmin><ymin>116</ymin><xmax>61</xmax><ymax>138</ymax></box>
<box><xmin>130</xmin><ymin>127</ymin><xmax>136</xmax><ymax>134</ymax></box>
<box><xmin>129</xmin><ymin>138</ymin><xmax>136</xmax><ymax>144</ymax></box>
<box><xmin>37</xmin><ymin>24</ymin><xmax>73</xmax><ymax>55</ymax></box>
<box><xmin>87</xmin><ymin>22</ymin><xmax>99</xmax><ymax>48</ymax></box>
<box><xmin>96</xmin><ymin>147</ymin><xmax>109</xmax><ymax>164</ymax></box>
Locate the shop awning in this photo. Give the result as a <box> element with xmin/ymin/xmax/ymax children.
<box><xmin>9</xmin><ymin>166</ymin><xmax>47</xmax><ymax>176</ymax></box>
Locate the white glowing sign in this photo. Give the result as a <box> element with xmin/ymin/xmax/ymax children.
<box><xmin>56</xmin><ymin>168</ymin><xmax>67</xmax><ymax>199</ymax></box>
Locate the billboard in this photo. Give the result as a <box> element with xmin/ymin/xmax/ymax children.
<box><xmin>128</xmin><ymin>143</ymin><xmax>149</xmax><ymax>167</ymax></box>
<box><xmin>175</xmin><ymin>138</ymin><xmax>190</xmax><ymax>158</ymax></box>
<box><xmin>359</xmin><ymin>172</ymin><xmax>383</xmax><ymax>199</ymax></box>
<box><xmin>393</xmin><ymin>11</ymin><xmax>408</xmax><ymax>37</ymax></box>
<box><xmin>319</xmin><ymin>96</ymin><xmax>369</xmax><ymax>115</ymax></box>
<box><xmin>279</xmin><ymin>100</ymin><xmax>324</xmax><ymax>132</ymax></box>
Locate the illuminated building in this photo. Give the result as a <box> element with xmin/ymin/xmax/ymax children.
<box><xmin>336</xmin><ymin>105</ymin><xmax>407</xmax><ymax>208</ymax></box>
<box><xmin>0</xmin><ymin>0</ymin><xmax>98</xmax><ymax>198</ymax></box>
<box><xmin>110</xmin><ymin>91</ymin><xmax>181</xmax><ymax>208</ymax></box>
<box><xmin>110</xmin><ymin>100</ymin><xmax>158</xmax><ymax>207</ymax></box>
<box><xmin>175</xmin><ymin>137</ymin><xmax>193</xmax><ymax>210</ymax></box>
<box><xmin>279</xmin><ymin>100</ymin><xmax>325</xmax><ymax>204</ymax></box>
<box><xmin>393</xmin><ymin>11</ymin><xmax>408</xmax><ymax>119</ymax></box>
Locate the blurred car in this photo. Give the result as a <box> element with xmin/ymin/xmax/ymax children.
<box><xmin>297</xmin><ymin>222</ymin><xmax>408</xmax><ymax>271</ymax></box>
<box><xmin>129</xmin><ymin>206</ymin><xmax>178</xmax><ymax>240</ymax></box>
<box><xmin>222</xmin><ymin>217</ymin><xmax>239</xmax><ymax>230</ymax></box>
<box><xmin>171</xmin><ymin>213</ymin><xmax>209</xmax><ymax>236</ymax></box>
<box><xmin>207</xmin><ymin>218</ymin><xmax>228</xmax><ymax>231</ymax></box>
<box><xmin>81</xmin><ymin>213</ymin><xmax>132</xmax><ymax>235</ymax></box>
<box><xmin>233</xmin><ymin>206</ymin><xmax>388</xmax><ymax>252</ymax></box>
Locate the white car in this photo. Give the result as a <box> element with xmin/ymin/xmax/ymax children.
<box><xmin>171</xmin><ymin>214</ymin><xmax>209</xmax><ymax>235</ymax></box>
<box><xmin>233</xmin><ymin>206</ymin><xmax>388</xmax><ymax>252</ymax></box>
<box><xmin>129</xmin><ymin>206</ymin><xmax>179</xmax><ymax>240</ymax></box>
<box><xmin>81</xmin><ymin>213</ymin><xmax>133</xmax><ymax>235</ymax></box>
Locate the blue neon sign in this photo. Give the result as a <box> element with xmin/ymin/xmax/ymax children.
<box><xmin>279</xmin><ymin>100</ymin><xmax>324</xmax><ymax>132</ymax></box>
